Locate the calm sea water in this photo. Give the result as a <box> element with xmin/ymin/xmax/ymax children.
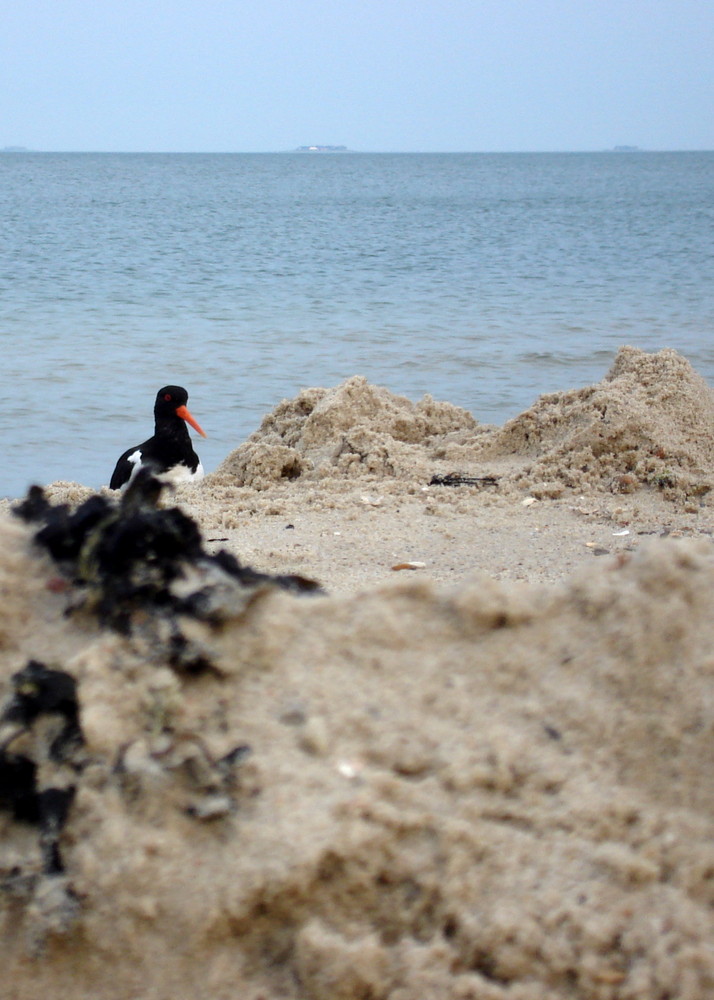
<box><xmin>1</xmin><ymin>151</ymin><xmax>713</xmax><ymax>499</ymax></box>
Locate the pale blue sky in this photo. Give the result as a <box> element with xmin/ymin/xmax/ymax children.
<box><xmin>2</xmin><ymin>0</ymin><xmax>712</xmax><ymax>152</ymax></box>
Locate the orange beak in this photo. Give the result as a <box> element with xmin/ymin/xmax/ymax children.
<box><xmin>175</xmin><ymin>404</ymin><xmax>207</xmax><ymax>438</ymax></box>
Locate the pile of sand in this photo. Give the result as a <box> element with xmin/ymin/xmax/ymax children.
<box><xmin>215</xmin><ymin>347</ymin><xmax>714</xmax><ymax>505</ymax></box>
<box><xmin>489</xmin><ymin>346</ymin><xmax>714</xmax><ymax>498</ymax></box>
<box><xmin>215</xmin><ymin>376</ymin><xmax>484</xmax><ymax>488</ymax></box>
<box><xmin>2</xmin><ymin>347</ymin><xmax>714</xmax><ymax>1000</ymax></box>
<box><xmin>1</xmin><ymin>502</ymin><xmax>714</xmax><ymax>999</ymax></box>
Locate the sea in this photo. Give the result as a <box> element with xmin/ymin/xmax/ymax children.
<box><xmin>1</xmin><ymin>150</ymin><xmax>713</xmax><ymax>499</ymax></box>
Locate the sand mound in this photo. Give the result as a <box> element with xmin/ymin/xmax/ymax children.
<box><xmin>213</xmin><ymin>349</ymin><xmax>714</xmax><ymax>504</ymax></box>
<box><xmin>1</xmin><ymin>496</ymin><xmax>714</xmax><ymax>999</ymax></box>
<box><xmin>481</xmin><ymin>346</ymin><xmax>714</xmax><ymax>498</ymax></box>
<box><xmin>214</xmin><ymin>376</ymin><xmax>481</xmax><ymax>488</ymax></box>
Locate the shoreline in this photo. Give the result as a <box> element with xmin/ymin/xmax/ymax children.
<box><xmin>11</xmin><ymin>343</ymin><xmax>714</xmax><ymax>594</ymax></box>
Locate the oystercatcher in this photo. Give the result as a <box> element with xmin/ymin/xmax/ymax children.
<box><xmin>109</xmin><ymin>385</ymin><xmax>207</xmax><ymax>490</ymax></box>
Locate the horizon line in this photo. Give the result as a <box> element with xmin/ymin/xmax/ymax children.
<box><xmin>3</xmin><ymin>146</ymin><xmax>714</xmax><ymax>156</ymax></box>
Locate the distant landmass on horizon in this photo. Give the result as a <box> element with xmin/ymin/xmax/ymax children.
<box><xmin>295</xmin><ymin>145</ymin><xmax>348</xmax><ymax>152</ymax></box>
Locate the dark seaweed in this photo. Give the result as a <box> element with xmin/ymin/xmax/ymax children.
<box><xmin>14</xmin><ymin>470</ymin><xmax>321</xmax><ymax>656</ymax></box>
<box><xmin>0</xmin><ymin>661</ymin><xmax>84</xmax><ymax>876</ymax></box>
<box><xmin>429</xmin><ymin>473</ymin><xmax>500</xmax><ymax>487</ymax></box>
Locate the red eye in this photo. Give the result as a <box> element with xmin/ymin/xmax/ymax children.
<box><xmin>164</xmin><ymin>393</ymin><xmax>172</xmax><ymax>402</ymax></box>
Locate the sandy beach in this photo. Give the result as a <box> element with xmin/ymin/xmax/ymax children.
<box><xmin>1</xmin><ymin>345</ymin><xmax>714</xmax><ymax>999</ymax></box>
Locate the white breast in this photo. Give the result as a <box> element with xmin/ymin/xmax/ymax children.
<box><xmin>157</xmin><ymin>461</ymin><xmax>205</xmax><ymax>487</ymax></box>
<box><xmin>119</xmin><ymin>453</ymin><xmax>204</xmax><ymax>490</ymax></box>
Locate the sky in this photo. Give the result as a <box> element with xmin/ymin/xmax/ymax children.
<box><xmin>2</xmin><ymin>0</ymin><xmax>713</xmax><ymax>153</ymax></box>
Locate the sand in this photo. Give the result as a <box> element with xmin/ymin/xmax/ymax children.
<box><xmin>1</xmin><ymin>346</ymin><xmax>714</xmax><ymax>999</ymax></box>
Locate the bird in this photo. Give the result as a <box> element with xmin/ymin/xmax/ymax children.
<box><xmin>109</xmin><ymin>385</ymin><xmax>207</xmax><ymax>490</ymax></box>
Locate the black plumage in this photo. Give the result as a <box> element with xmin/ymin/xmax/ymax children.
<box><xmin>110</xmin><ymin>385</ymin><xmax>206</xmax><ymax>490</ymax></box>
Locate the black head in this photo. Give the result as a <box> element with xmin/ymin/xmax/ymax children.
<box><xmin>154</xmin><ymin>386</ymin><xmax>189</xmax><ymax>420</ymax></box>
<box><xmin>151</xmin><ymin>386</ymin><xmax>206</xmax><ymax>438</ymax></box>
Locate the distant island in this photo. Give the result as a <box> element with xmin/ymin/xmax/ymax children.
<box><xmin>612</xmin><ymin>145</ymin><xmax>641</xmax><ymax>152</ymax></box>
<box><xmin>295</xmin><ymin>145</ymin><xmax>349</xmax><ymax>152</ymax></box>
<box><xmin>1</xmin><ymin>146</ymin><xmax>30</xmax><ymax>152</ymax></box>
